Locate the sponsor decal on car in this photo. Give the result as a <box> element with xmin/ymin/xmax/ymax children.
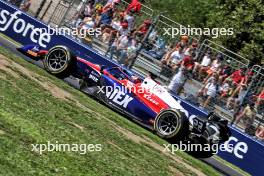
<box><xmin>106</xmin><ymin>88</ymin><xmax>134</xmax><ymax>108</ymax></box>
<box><xmin>143</xmin><ymin>94</ymin><xmax>159</xmax><ymax>105</ymax></box>
<box><xmin>88</xmin><ymin>73</ymin><xmax>99</xmax><ymax>82</ymax></box>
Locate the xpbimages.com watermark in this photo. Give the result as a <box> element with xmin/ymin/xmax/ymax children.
<box><xmin>163</xmin><ymin>25</ymin><xmax>234</xmax><ymax>38</ymax></box>
<box><xmin>31</xmin><ymin>141</ymin><xmax>102</xmax><ymax>155</ymax></box>
<box><xmin>41</xmin><ymin>26</ymin><xmax>102</xmax><ymax>38</ymax></box>
<box><xmin>163</xmin><ymin>140</ymin><xmax>248</xmax><ymax>156</ymax></box>
<box><xmin>95</xmin><ymin>83</ymin><xmax>168</xmax><ymax>97</ymax></box>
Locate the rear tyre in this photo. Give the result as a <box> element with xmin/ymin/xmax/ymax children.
<box><xmin>43</xmin><ymin>45</ymin><xmax>74</xmax><ymax>78</ymax></box>
<box><xmin>154</xmin><ymin>109</ymin><xmax>188</xmax><ymax>141</ymax></box>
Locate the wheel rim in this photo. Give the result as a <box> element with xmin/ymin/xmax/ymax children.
<box><xmin>157</xmin><ymin>112</ymin><xmax>179</xmax><ymax>136</ymax></box>
<box><xmin>47</xmin><ymin>49</ymin><xmax>67</xmax><ymax>72</ymax></box>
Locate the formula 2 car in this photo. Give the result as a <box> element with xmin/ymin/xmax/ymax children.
<box><xmin>17</xmin><ymin>44</ymin><xmax>231</xmax><ymax>158</ymax></box>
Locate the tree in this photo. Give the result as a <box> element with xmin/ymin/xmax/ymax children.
<box><xmin>206</xmin><ymin>0</ymin><xmax>264</xmax><ymax>64</ymax></box>
<box><xmin>146</xmin><ymin>0</ymin><xmax>215</xmax><ymax>28</ymax></box>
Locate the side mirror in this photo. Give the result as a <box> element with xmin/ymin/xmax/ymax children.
<box><xmin>100</xmin><ymin>65</ymin><xmax>106</xmax><ymax>74</ymax></box>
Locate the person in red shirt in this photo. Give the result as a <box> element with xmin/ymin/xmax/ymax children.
<box><xmin>228</xmin><ymin>68</ymin><xmax>247</xmax><ymax>86</ymax></box>
<box><xmin>228</xmin><ymin>67</ymin><xmax>254</xmax><ymax>98</ymax></box>
<box><xmin>126</xmin><ymin>0</ymin><xmax>143</xmax><ymax>14</ymax></box>
<box><xmin>255</xmin><ymin>88</ymin><xmax>264</xmax><ymax>110</ymax></box>
<box><xmin>134</xmin><ymin>19</ymin><xmax>151</xmax><ymax>39</ymax></box>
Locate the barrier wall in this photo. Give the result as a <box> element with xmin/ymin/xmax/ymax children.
<box><xmin>0</xmin><ymin>2</ymin><xmax>263</xmax><ymax>175</ymax></box>
<box><xmin>217</xmin><ymin>128</ymin><xmax>264</xmax><ymax>176</ymax></box>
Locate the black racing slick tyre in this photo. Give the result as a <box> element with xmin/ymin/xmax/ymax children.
<box><xmin>154</xmin><ymin>109</ymin><xmax>188</xmax><ymax>141</ymax></box>
<box><xmin>43</xmin><ymin>45</ymin><xmax>74</xmax><ymax>78</ymax></box>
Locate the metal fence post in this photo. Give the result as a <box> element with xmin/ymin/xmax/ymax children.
<box><xmin>35</xmin><ymin>0</ymin><xmax>47</xmax><ymax>18</ymax></box>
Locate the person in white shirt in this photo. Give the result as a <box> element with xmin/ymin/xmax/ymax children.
<box><xmin>192</xmin><ymin>50</ymin><xmax>212</xmax><ymax>79</ymax></box>
<box><xmin>168</xmin><ymin>66</ymin><xmax>188</xmax><ymax>95</ymax></box>
<box><xmin>124</xmin><ymin>10</ymin><xmax>135</xmax><ymax>30</ymax></box>
<box><xmin>117</xmin><ymin>34</ymin><xmax>137</xmax><ymax>64</ymax></box>
<box><xmin>161</xmin><ymin>46</ymin><xmax>184</xmax><ymax>73</ymax></box>
<box><xmin>198</xmin><ymin>76</ymin><xmax>219</xmax><ymax>108</ymax></box>
<box><xmin>203</xmin><ymin>53</ymin><xmax>223</xmax><ymax>83</ymax></box>
<box><xmin>107</xmin><ymin>34</ymin><xmax>131</xmax><ymax>61</ymax></box>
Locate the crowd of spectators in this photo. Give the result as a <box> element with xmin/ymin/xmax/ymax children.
<box><xmin>67</xmin><ymin>0</ymin><xmax>148</xmax><ymax>67</ymax></box>
<box><xmin>165</xmin><ymin>38</ymin><xmax>264</xmax><ymax>138</ymax></box>
<box><xmin>6</xmin><ymin>0</ymin><xmax>31</xmax><ymax>11</ymax></box>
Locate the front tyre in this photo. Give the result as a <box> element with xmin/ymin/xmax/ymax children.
<box><xmin>154</xmin><ymin>109</ymin><xmax>188</xmax><ymax>141</ymax></box>
<box><xmin>43</xmin><ymin>45</ymin><xmax>74</xmax><ymax>78</ymax></box>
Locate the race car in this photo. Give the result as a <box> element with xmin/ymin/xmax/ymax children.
<box><xmin>17</xmin><ymin>44</ymin><xmax>231</xmax><ymax>158</ymax></box>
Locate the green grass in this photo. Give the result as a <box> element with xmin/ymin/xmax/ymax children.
<box><xmin>0</xmin><ymin>45</ymin><xmax>221</xmax><ymax>176</ymax></box>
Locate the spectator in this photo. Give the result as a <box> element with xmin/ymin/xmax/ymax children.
<box><xmin>117</xmin><ymin>33</ymin><xmax>136</xmax><ymax>64</ymax></box>
<box><xmin>126</xmin><ymin>0</ymin><xmax>143</xmax><ymax>14</ymax></box>
<box><xmin>198</xmin><ymin>75</ymin><xmax>219</xmax><ymax>108</ymax></box>
<box><xmin>84</xmin><ymin>1</ymin><xmax>94</xmax><ymax>17</ymax></box>
<box><xmin>148</xmin><ymin>30</ymin><xmax>158</xmax><ymax>44</ymax></box>
<box><xmin>79</xmin><ymin>16</ymin><xmax>96</xmax><ymax>44</ymax></box>
<box><xmin>192</xmin><ymin>50</ymin><xmax>212</xmax><ymax>80</ymax></box>
<box><xmin>232</xmin><ymin>103</ymin><xmax>256</xmax><ymax>128</ymax></box>
<box><xmin>161</xmin><ymin>46</ymin><xmax>183</xmax><ymax>72</ymax></box>
<box><xmin>218</xmin><ymin>60</ymin><xmax>233</xmax><ymax>83</ymax></box>
<box><xmin>203</xmin><ymin>53</ymin><xmax>223</xmax><ymax>83</ymax></box>
<box><xmin>20</xmin><ymin>0</ymin><xmax>31</xmax><ymax>12</ymax></box>
<box><xmin>99</xmin><ymin>7</ymin><xmax>114</xmax><ymax>26</ymax></box>
<box><xmin>94</xmin><ymin>4</ymin><xmax>103</xmax><ymax>23</ymax></box>
<box><xmin>124</xmin><ymin>38</ymin><xmax>138</xmax><ymax>67</ymax></box>
<box><xmin>106</xmin><ymin>35</ymin><xmax>119</xmax><ymax>60</ymax></box>
<box><xmin>107</xmin><ymin>32</ymin><xmax>134</xmax><ymax>62</ymax></box>
<box><xmin>103</xmin><ymin>0</ymin><xmax>120</xmax><ymax>12</ymax></box>
<box><xmin>226</xmin><ymin>84</ymin><xmax>247</xmax><ymax>111</ymax></box>
<box><xmin>224</xmin><ymin>67</ymin><xmax>247</xmax><ymax>88</ymax></box>
<box><xmin>124</xmin><ymin>44</ymin><xmax>137</xmax><ymax>67</ymax></box>
<box><xmin>81</xmin><ymin>16</ymin><xmax>96</xmax><ymax>29</ymax></box>
<box><xmin>101</xmin><ymin>12</ymin><xmax>125</xmax><ymax>42</ymax></box>
<box><xmin>255</xmin><ymin>126</ymin><xmax>264</xmax><ymax>141</ymax></box>
<box><xmin>105</xmin><ymin>0</ymin><xmax>114</xmax><ymax>4</ymax></box>
<box><xmin>180</xmin><ymin>49</ymin><xmax>195</xmax><ymax>71</ymax></box>
<box><xmin>119</xmin><ymin>21</ymin><xmax>130</xmax><ymax>36</ymax></box>
<box><xmin>225</xmin><ymin>67</ymin><xmax>248</xmax><ymax>99</ymax></box>
<box><xmin>203</xmin><ymin>72</ymin><xmax>219</xmax><ymax>85</ymax></box>
<box><xmin>146</xmin><ymin>36</ymin><xmax>166</xmax><ymax>60</ymax></box>
<box><xmin>174</xmin><ymin>36</ymin><xmax>189</xmax><ymax>50</ymax></box>
<box><xmin>135</xmin><ymin>19</ymin><xmax>151</xmax><ymax>39</ymax></box>
<box><xmin>219</xmin><ymin>78</ymin><xmax>232</xmax><ymax>98</ymax></box>
<box><xmin>124</xmin><ymin>10</ymin><xmax>135</xmax><ymax>30</ymax></box>
<box><xmin>105</xmin><ymin>31</ymin><xmax>118</xmax><ymax>56</ymax></box>
<box><xmin>168</xmin><ymin>66</ymin><xmax>189</xmax><ymax>95</ymax></box>
<box><xmin>254</xmin><ymin>87</ymin><xmax>264</xmax><ymax>110</ymax></box>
